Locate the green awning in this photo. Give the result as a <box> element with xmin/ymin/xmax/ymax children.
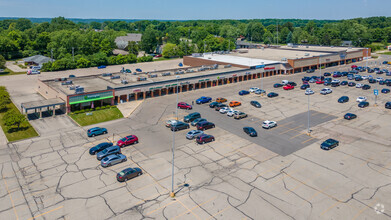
<box><xmin>69</xmin><ymin>96</ymin><xmax>113</xmax><ymax>105</ymax></box>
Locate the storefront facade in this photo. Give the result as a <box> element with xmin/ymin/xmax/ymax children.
<box><xmin>67</xmin><ymin>90</ymin><xmax>114</xmax><ymax>113</ymax></box>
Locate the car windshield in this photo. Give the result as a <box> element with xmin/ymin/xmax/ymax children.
<box><xmin>120</xmin><ymin>138</ymin><xmax>126</xmax><ymax>141</ymax></box>
<box><xmin>101</xmin><ymin>149</ymin><xmax>108</xmax><ymax>154</ymax></box>
<box><xmin>102</xmin><ymin>157</ymin><xmax>109</xmax><ymax>161</ymax></box>
<box><xmin>119</xmin><ymin>172</ymin><xmax>125</xmax><ymax>176</ymax></box>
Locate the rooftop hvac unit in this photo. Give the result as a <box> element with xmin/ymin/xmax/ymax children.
<box><xmin>161</xmin><ymin>72</ymin><xmax>171</xmax><ymax>76</ymax></box>
<box><xmin>110</xmin><ymin>75</ymin><xmax>120</xmax><ymax>79</ymax></box>
<box><xmin>281</xmin><ymin>58</ymin><xmax>287</xmax><ymax>61</ymax></box>
<box><xmin>75</xmin><ymin>87</ymin><xmax>84</xmax><ymax>94</ymax></box>
<box><xmin>61</xmin><ymin>80</ymin><xmax>73</xmax><ymax>85</ymax></box>
<box><xmin>102</xmin><ymin>73</ymin><xmax>112</xmax><ymax>77</ymax></box>
<box><xmin>305</xmin><ymin>53</ymin><xmax>310</xmax><ymax>56</ymax></box>
<box><xmin>121</xmin><ymin>80</ymin><xmax>128</xmax><ymax>84</ymax></box>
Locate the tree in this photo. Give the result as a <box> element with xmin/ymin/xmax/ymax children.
<box><xmin>0</xmin><ymin>87</ymin><xmax>10</xmax><ymax>112</ymax></box>
<box><xmin>0</xmin><ymin>54</ymin><xmax>5</xmax><ymax>69</ymax></box>
<box><xmin>140</xmin><ymin>25</ymin><xmax>159</xmax><ymax>53</ymax></box>
<box><xmin>246</xmin><ymin>22</ymin><xmax>265</xmax><ymax>42</ymax></box>
<box><xmin>162</xmin><ymin>43</ymin><xmax>178</xmax><ymax>58</ymax></box>
<box><xmin>286</xmin><ymin>31</ymin><xmax>293</xmax><ymax>44</ymax></box>
<box><xmin>126</xmin><ymin>41</ymin><xmax>139</xmax><ymax>56</ymax></box>
<box><xmin>76</xmin><ymin>57</ymin><xmax>91</xmax><ymax>68</ymax></box>
<box><xmin>3</xmin><ymin>109</ymin><xmax>26</xmax><ymax>131</ymax></box>
<box><xmin>263</xmin><ymin>31</ymin><xmax>274</xmax><ymax>45</ymax></box>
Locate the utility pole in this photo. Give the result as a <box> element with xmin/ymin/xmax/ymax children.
<box><xmin>277</xmin><ymin>21</ymin><xmax>279</xmax><ymax>46</ymax></box>
<box><xmin>307</xmin><ymin>94</ymin><xmax>311</xmax><ymax>135</ymax></box>
<box><xmin>171</xmin><ymin>75</ymin><xmax>180</xmax><ymax>198</ymax></box>
<box><xmin>72</xmin><ymin>47</ymin><xmax>75</xmax><ymax>62</ymax></box>
<box><xmin>51</xmin><ymin>49</ymin><xmax>53</xmax><ymax>61</ymax></box>
<box><xmin>228</xmin><ymin>40</ymin><xmax>230</xmax><ymax>52</ymax></box>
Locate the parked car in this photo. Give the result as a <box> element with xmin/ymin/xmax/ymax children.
<box><xmin>101</xmin><ymin>154</ymin><xmax>127</xmax><ymax>167</ymax></box>
<box><xmin>89</xmin><ymin>142</ymin><xmax>114</xmax><ymax>155</ymax></box>
<box><xmin>250</xmin><ymin>101</ymin><xmax>261</xmax><ymax>108</ymax></box>
<box><xmin>69</xmin><ymin>74</ymin><xmax>76</xmax><ymax>78</ymax></box>
<box><xmin>305</xmin><ymin>88</ymin><xmax>314</xmax><ymax>95</ymax></box>
<box><xmin>116</xmin><ymin>167</ymin><xmax>142</xmax><ymax>182</ymax></box>
<box><xmin>344</xmin><ymin>113</ymin><xmax>357</xmax><ymax>120</ymax></box>
<box><xmin>209</xmin><ymin>102</ymin><xmax>219</xmax><ymax>108</ymax></box>
<box><xmin>196</xmin><ymin>121</ymin><xmax>215</xmax><ymax>131</ymax></box>
<box><xmin>355</xmin><ymin>83</ymin><xmax>363</xmax><ymax>88</ymax></box>
<box><xmin>267</xmin><ymin>92</ymin><xmax>279</xmax><ymax>98</ymax></box>
<box><xmin>287</xmin><ymin>82</ymin><xmax>297</xmax><ymax>86</ymax></box>
<box><xmin>316</xmin><ymin>80</ymin><xmax>324</xmax><ymax>84</ymax></box>
<box><xmin>214</xmin><ymin>103</ymin><xmax>228</xmax><ymax>111</ymax></box>
<box><xmin>324</xmin><ymin>72</ymin><xmax>331</xmax><ymax>76</ymax></box>
<box><xmin>320</xmin><ymin>88</ymin><xmax>332</xmax><ymax>95</ymax></box>
<box><xmin>320</xmin><ymin>139</ymin><xmax>339</xmax><ymax>150</ymax></box>
<box><xmin>381</xmin><ymin>88</ymin><xmax>390</xmax><ymax>94</ymax></box>
<box><xmin>348</xmin><ymin>82</ymin><xmax>356</xmax><ymax>87</ymax></box>
<box><xmin>356</xmin><ymin>96</ymin><xmax>367</xmax><ymax>102</ymax></box>
<box><xmin>177</xmin><ymin>102</ymin><xmax>192</xmax><ymax>110</ymax></box>
<box><xmin>362</xmin><ymin>84</ymin><xmax>371</xmax><ymax>90</ymax></box>
<box><xmin>87</xmin><ymin>127</ymin><xmax>108</xmax><ymax>137</ymax></box>
<box><xmin>331</xmin><ymin>79</ymin><xmax>340</xmax><ymax>83</ymax></box>
<box><xmin>166</xmin><ymin>119</ymin><xmax>179</xmax><ymax>127</ymax></box>
<box><xmin>338</xmin><ymin>96</ymin><xmax>349</xmax><ymax>103</ymax></box>
<box><xmin>358</xmin><ymin>101</ymin><xmax>369</xmax><ymax>108</ymax></box>
<box><xmin>226</xmin><ymin>109</ymin><xmax>239</xmax><ymax>117</ymax></box>
<box><xmin>274</xmin><ymin>83</ymin><xmax>283</xmax><ymax>88</ymax></box>
<box><xmin>196</xmin><ymin>134</ymin><xmax>215</xmax><ymax>144</ymax></box>
<box><xmin>262</xmin><ymin>120</ymin><xmax>277</xmax><ymax>129</ymax></box>
<box><xmin>300</xmin><ymin>84</ymin><xmax>310</xmax><ymax>90</ymax></box>
<box><xmin>385</xmin><ymin>102</ymin><xmax>391</xmax><ymax>109</ymax></box>
<box><xmin>136</xmin><ymin>68</ymin><xmax>142</xmax><ymax>72</ymax></box>
<box><xmin>196</xmin><ymin>96</ymin><xmax>212</xmax><ymax>104</ymax></box>
<box><xmin>306</xmin><ymin>69</ymin><xmax>315</xmax><ymax>73</ymax></box>
<box><xmin>234</xmin><ymin>112</ymin><xmax>247</xmax><ymax>119</ymax></box>
<box><xmin>243</xmin><ymin>127</ymin><xmax>257</xmax><ymax>137</ymax></box>
<box><xmin>219</xmin><ymin>107</ymin><xmax>232</xmax><ymax>114</ymax></box>
<box><xmin>191</xmin><ymin>118</ymin><xmax>207</xmax><ymax>126</ymax></box>
<box><xmin>216</xmin><ymin>97</ymin><xmax>227</xmax><ymax>103</ymax></box>
<box><xmin>229</xmin><ymin>101</ymin><xmax>241</xmax><ymax>107</ymax></box>
<box><xmin>117</xmin><ymin>135</ymin><xmax>139</xmax><ymax>147</ymax></box>
<box><xmin>331</xmin><ymin>82</ymin><xmax>340</xmax><ymax>87</ymax></box>
<box><xmin>254</xmin><ymin>89</ymin><xmax>266</xmax><ymax>95</ymax></box>
<box><xmin>340</xmin><ymin>81</ymin><xmax>348</xmax><ymax>86</ymax></box>
<box><xmin>184</xmin><ymin>112</ymin><xmax>201</xmax><ymax>122</ymax></box>
<box><xmin>171</xmin><ymin>121</ymin><xmax>190</xmax><ymax>131</ymax></box>
<box><xmin>186</xmin><ymin>130</ymin><xmax>204</xmax><ymax>139</ymax></box>
<box><xmin>309</xmin><ymin>78</ymin><xmax>316</xmax><ymax>83</ymax></box>
<box><xmin>97</xmin><ymin>65</ymin><xmax>106</xmax><ymax>69</ymax></box>
<box><xmin>97</xmin><ymin>145</ymin><xmax>121</xmax><ymax>161</ymax></box>
<box><xmin>249</xmin><ymin>87</ymin><xmax>260</xmax><ymax>92</ymax></box>
<box><xmin>239</xmin><ymin>90</ymin><xmax>250</xmax><ymax>96</ymax></box>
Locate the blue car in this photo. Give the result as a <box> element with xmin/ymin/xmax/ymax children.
<box><xmin>87</xmin><ymin>127</ymin><xmax>108</xmax><ymax>137</ymax></box>
<box><xmin>239</xmin><ymin>90</ymin><xmax>250</xmax><ymax>96</ymax></box>
<box><xmin>97</xmin><ymin>65</ymin><xmax>106</xmax><ymax>69</ymax></box>
<box><xmin>136</xmin><ymin>68</ymin><xmax>142</xmax><ymax>72</ymax></box>
<box><xmin>196</xmin><ymin>96</ymin><xmax>212</xmax><ymax>104</ymax></box>
<box><xmin>97</xmin><ymin>145</ymin><xmax>121</xmax><ymax>161</ymax></box>
<box><xmin>89</xmin><ymin>142</ymin><xmax>113</xmax><ymax>155</ymax></box>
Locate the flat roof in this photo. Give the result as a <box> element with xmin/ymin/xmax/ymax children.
<box><xmin>21</xmin><ymin>98</ymin><xmax>65</xmax><ymax>110</ymax></box>
<box><xmin>232</xmin><ymin>48</ymin><xmax>331</xmax><ymax>61</ymax></box>
<box><xmin>279</xmin><ymin>45</ymin><xmax>363</xmax><ymax>53</ymax></box>
<box><xmin>45</xmin><ymin>66</ymin><xmax>245</xmax><ymax>95</ymax></box>
<box><xmin>197</xmin><ymin>54</ymin><xmax>280</xmax><ymax>67</ymax></box>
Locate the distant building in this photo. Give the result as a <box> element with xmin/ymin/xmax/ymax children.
<box><xmin>388</xmin><ymin>45</ymin><xmax>391</xmax><ymax>51</ymax></box>
<box><xmin>112</xmin><ymin>49</ymin><xmax>129</xmax><ymax>56</ymax></box>
<box><xmin>341</xmin><ymin>41</ymin><xmax>352</xmax><ymax>47</ymax></box>
<box><xmin>115</xmin><ymin>33</ymin><xmax>142</xmax><ymax>50</ymax></box>
<box><xmin>23</xmin><ymin>55</ymin><xmax>54</xmax><ymax>66</ymax></box>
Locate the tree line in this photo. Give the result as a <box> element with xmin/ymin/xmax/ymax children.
<box><xmin>0</xmin><ymin>16</ymin><xmax>390</xmax><ymax>71</ymax></box>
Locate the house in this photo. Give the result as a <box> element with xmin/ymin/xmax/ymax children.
<box><xmin>114</xmin><ymin>33</ymin><xmax>142</xmax><ymax>50</ymax></box>
<box><xmin>23</xmin><ymin>55</ymin><xmax>54</xmax><ymax>66</ymax></box>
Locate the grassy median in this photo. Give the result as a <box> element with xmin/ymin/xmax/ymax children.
<box><xmin>0</xmin><ymin>68</ymin><xmax>26</xmax><ymax>76</ymax></box>
<box><xmin>69</xmin><ymin>106</ymin><xmax>123</xmax><ymax>126</ymax></box>
<box><xmin>0</xmin><ymin>102</ymin><xmax>38</xmax><ymax>142</ymax></box>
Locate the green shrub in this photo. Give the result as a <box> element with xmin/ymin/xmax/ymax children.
<box><xmin>95</xmin><ymin>107</ymin><xmax>101</xmax><ymax>110</ymax></box>
<box><xmin>106</xmin><ymin>105</ymin><xmax>111</xmax><ymax>108</ymax></box>
<box><xmin>100</xmin><ymin>106</ymin><xmax>106</xmax><ymax>109</ymax></box>
<box><xmin>80</xmin><ymin>109</ymin><xmax>85</xmax><ymax>113</ymax></box>
<box><xmin>74</xmin><ymin>110</ymin><xmax>80</xmax><ymax>114</ymax></box>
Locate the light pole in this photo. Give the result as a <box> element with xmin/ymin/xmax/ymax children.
<box><xmin>319</xmin><ymin>56</ymin><xmax>322</xmax><ymax>79</ymax></box>
<box><xmin>366</xmin><ymin>48</ymin><xmax>368</xmax><ymax>70</ymax></box>
<box><xmin>171</xmin><ymin>75</ymin><xmax>180</xmax><ymax>198</ymax></box>
<box><xmin>307</xmin><ymin>93</ymin><xmax>311</xmax><ymax>135</ymax></box>
<box><xmin>261</xmin><ymin>62</ymin><xmax>264</xmax><ymax>92</ymax></box>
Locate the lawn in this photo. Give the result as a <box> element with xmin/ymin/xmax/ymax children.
<box><xmin>0</xmin><ymin>68</ymin><xmax>26</xmax><ymax>76</ymax></box>
<box><xmin>0</xmin><ymin>103</ymin><xmax>38</xmax><ymax>142</ymax></box>
<box><xmin>380</xmin><ymin>51</ymin><xmax>391</xmax><ymax>55</ymax></box>
<box><xmin>70</xmin><ymin>107</ymin><xmax>124</xmax><ymax>126</ymax></box>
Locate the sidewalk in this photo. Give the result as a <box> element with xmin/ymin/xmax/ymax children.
<box><xmin>116</xmin><ymin>100</ymin><xmax>144</xmax><ymax>118</ymax></box>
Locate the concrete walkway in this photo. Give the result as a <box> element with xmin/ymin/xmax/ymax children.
<box><xmin>116</xmin><ymin>100</ymin><xmax>144</xmax><ymax>118</ymax></box>
<box><xmin>5</xmin><ymin>61</ymin><xmax>24</xmax><ymax>72</ymax></box>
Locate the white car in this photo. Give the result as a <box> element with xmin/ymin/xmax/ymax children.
<box><xmin>356</xmin><ymin>83</ymin><xmax>363</xmax><ymax>88</ymax></box>
<box><xmin>305</xmin><ymin>88</ymin><xmax>314</xmax><ymax>95</ymax></box>
<box><xmin>219</xmin><ymin>107</ymin><xmax>232</xmax><ymax>114</ymax></box>
<box><xmin>362</xmin><ymin>75</ymin><xmax>368</xmax><ymax>80</ymax></box>
<box><xmin>376</xmin><ymin>77</ymin><xmax>384</xmax><ymax>82</ymax></box>
<box><xmin>226</xmin><ymin>109</ymin><xmax>239</xmax><ymax>117</ymax></box>
<box><xmin>320</xmin><ymin>88</ymin><xmax>332</xmax><ymax>95</ymax></box>
<box><xmin>356</xmin><ymin>96</ymin><xmax>367</xmax><ymax>102</ymax></box>
<box><xmin>249</xmin><ymin>87</ymin><xmax>260</xmax><ymax>93</ymax></box>
<box><xmin>166</xmin><ymin>119</ymin><xmax>179</xmax><ymax>127</ymax></box>
<box><xmin>254</xmin><ymin>89</ymin><xmax>266</xmax><ymax>95</ymax></box>
<box><xmin>262</xmin><ymin>120</ymin><xmax>277</xmax><ymax>129</ymax></box>
<box><xmin>331</xmin><ymin>79</ymin><xmax>340</xmax><ymax>83</ymax></box>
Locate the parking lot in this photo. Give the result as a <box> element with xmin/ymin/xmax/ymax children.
<box><xmin>0</xmin><ymin>56</ymin><xmax>391</xmax><ymax>219</ymax></box>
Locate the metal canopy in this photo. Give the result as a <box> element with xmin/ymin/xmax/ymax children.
<box><xmin>21</xmin><ymin>98</ymin><xmax>65</xmax><ymax>111</ymax></box>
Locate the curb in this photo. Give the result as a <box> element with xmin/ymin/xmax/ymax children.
<box><xmin>125</xmin><ymin>100</ymin><xmax>144</xmax><ymax>118</ymax></box>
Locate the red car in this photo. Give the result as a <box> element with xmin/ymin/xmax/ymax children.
<box><xmin>177</xmin><ymin>102</ymin><xmax>192</xmax><ymax>110</ymax></box>
<box><xmin>117</xmin><ymin>135</ymin><xmax>139</xmax><ymax>147</ymax></box>
<box><xmin>351</xmin><ymin>65</ymin><xmax>357</xmax><ymax>68</ymax></box>
<box><xmin>283</xmin><ymin>85</ymin><xmax>294</xmax><ymax>90</ymax></box>
<box><xmin>196</xmin><ymin>134</ymin><xmax>215</xmax><ymax>144</ymax></box>
<box><xmin>316</xmin><ymin>80</ymin><xmax>324</xmax><ymax>84</ymax></box>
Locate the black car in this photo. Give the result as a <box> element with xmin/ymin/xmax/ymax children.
<box><xmin>385</xmin><ymin>102</ymin><xmax>391</xmax><ymax>109</ymax></box>
<box><xmin>348</xmin><ymin>82</ymin><xmax>356</xmax><ymax>87</ymax></box>
<box><xmin>243</xmin><ymin>127</ymin><xmax>257</xmax><ymax>137</ymax></box>
<box><xmin>215</xmin><ymin>103</ymin><xmax>228</xmax><ymax>111</ymax></box>
<box><xmin>324</xmin><ymin>82</ymin><xmax>331</xmax><ymax>86</ymax></box>
<box><xmin>338</xmin><ymin>96</ymin><xmax>349</xmax><ymax>103</ymax></box>
<box><xmin>209</xmin><ymin>102</ymin><xmax>219</xmax><ymax>108</ymax></box>
<box><xmin>300</xmin><ymin>84</ymin><xmax>310</xmax><ymax>90</ymax></box>
<box><xmin>381</xmin><ymin>88</ymin><xmax>390</xmax><ymax>94</ymax></box>
<box><xmin>320</xmin><ymin>139</ymin><xmax>339</xmax><ymax>150</ymax></box>
<box><xmin>324</xmin><ymin>72</ymin><xmax>331</xmax><ymax>76</ymax></box>
<box><xmin>362</xmin><ymin>85</ymin><xmax>371</xmax><ymax>90</ymax></box>
<box><xmin>306</xmin><ymin>69</ymin><xmax>315</xmax><ymax>73</ymax></box>
<box><xmin>302</xmin><ymin>77</ymin><xmax>310</xmax><ymax>82</ymax></box>
<box><xmin>250</xmin><ymin>101</ymin><xmax>261</xmax><ymax>108</ymax></box>
<box><xmin>341</xmin><ymin>72</ymin><xmax>348</xmax><ymax>76</ymax></box>
<box><xmin>355</xmin><ymin>76</ymin><xmax>363</xmax><ymax>81</ymax></box>
<box><xmin>171</xmin><ymin>122</ymin><xmax>190</xmax><ymax>131</ymax></box>
<box><xmin>196</xmin><ymin>121</ymin><xmax>215</xmax><ymax>131</ymax></box>
<box><xmin>287</xmin><ymin>81</ymin><xmax>297</xmax><ymax>86</ymax></box>
<box><xmin>344</xmin><ymin>113</ymin><xmax>357</xmax><ymax>120</ymax></box>
<box><xmin>267</xmin><ymin>92</ymin><xmax>279</xmax><ymax>98</ymax></box>
<box><xmin>331</xmin><ymin>82</ymin><xmax>340</xmax><ymax>87</ymax></box>
<box><xmin>273</xmin><ymin>83</ymin><xmax>283</xmax><ymax>88</ymax></box>
<box><xmin>89</xmin><ymin>142</ymin><xmax>114</xmax><ymax>155</ymax></box>
<box><xmin>379</xmin><ymin>80</ymin><xmax>386</xmax><ymax>85</ymax></box>
<box><xmin>116</xmin><ymin>167</ymin><xmax>142</xmax><ymax>182</ymax></box>
<box><xmin>340</xmin><ymin>81</ymin><xmax>348</xmax><ymax>86</ymax></box>
<box><xmin>368</xmin><ymin>78</ymin><xmax>376</xmax><ymax>84</ymax></box>
<box><xmin>358</xmin><ymin>101</ymin><xmax>369</xmax><ymax>108</ymax></box>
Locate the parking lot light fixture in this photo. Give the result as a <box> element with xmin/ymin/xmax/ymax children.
<box><xmin>171</xmin><ymin>75</ymin><xmax>180</xmax><ymax>198</ymax></box>
<box><xmin>307</xmin><ymin>94</ymin><xmax>311</xmax><ymax>135</ymax></box>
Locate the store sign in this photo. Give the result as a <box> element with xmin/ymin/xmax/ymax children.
<box><xmin>84</xmin><ymin>94</ymin><xmax>100</xmax><ymax>100</ymax></box>
<box><xmin>199</xmin><ymin>79</ymin><xmax>204</xmax><ymax>82</ymax></box>
<box><xmin>255</xmin><ymin>65</ymin><xmax>265</xmax><ymax>69</ymax></box>
<box><xmin>264</xmin><ymin>67</ymin><xmax>275</xmax><ymax>70</ymax></box>
<box><xmin>232</xmin><ymin>74</ymin><xmax>237</xmax><ymax>77</ymax></box>
<box><xmin>133</xmin><ymin>89</ymin><xmax>141</xmax><ymax>92</ymax></box>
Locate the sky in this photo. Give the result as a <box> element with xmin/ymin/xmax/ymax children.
<box><xmin>0</xmin><ymin>0</ymin><xmax>390</xmax><ymax>20</ymax></box>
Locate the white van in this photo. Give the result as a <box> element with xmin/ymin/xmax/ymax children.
<box><xmin>282</xmin><ymin>80</ymin><xmax>289</xmax><ymax>85</ymax></box>
<box><xmin>31</xmin><ymin>65</ymin><xmax>41</xmax><ymax>70</ymax></box>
